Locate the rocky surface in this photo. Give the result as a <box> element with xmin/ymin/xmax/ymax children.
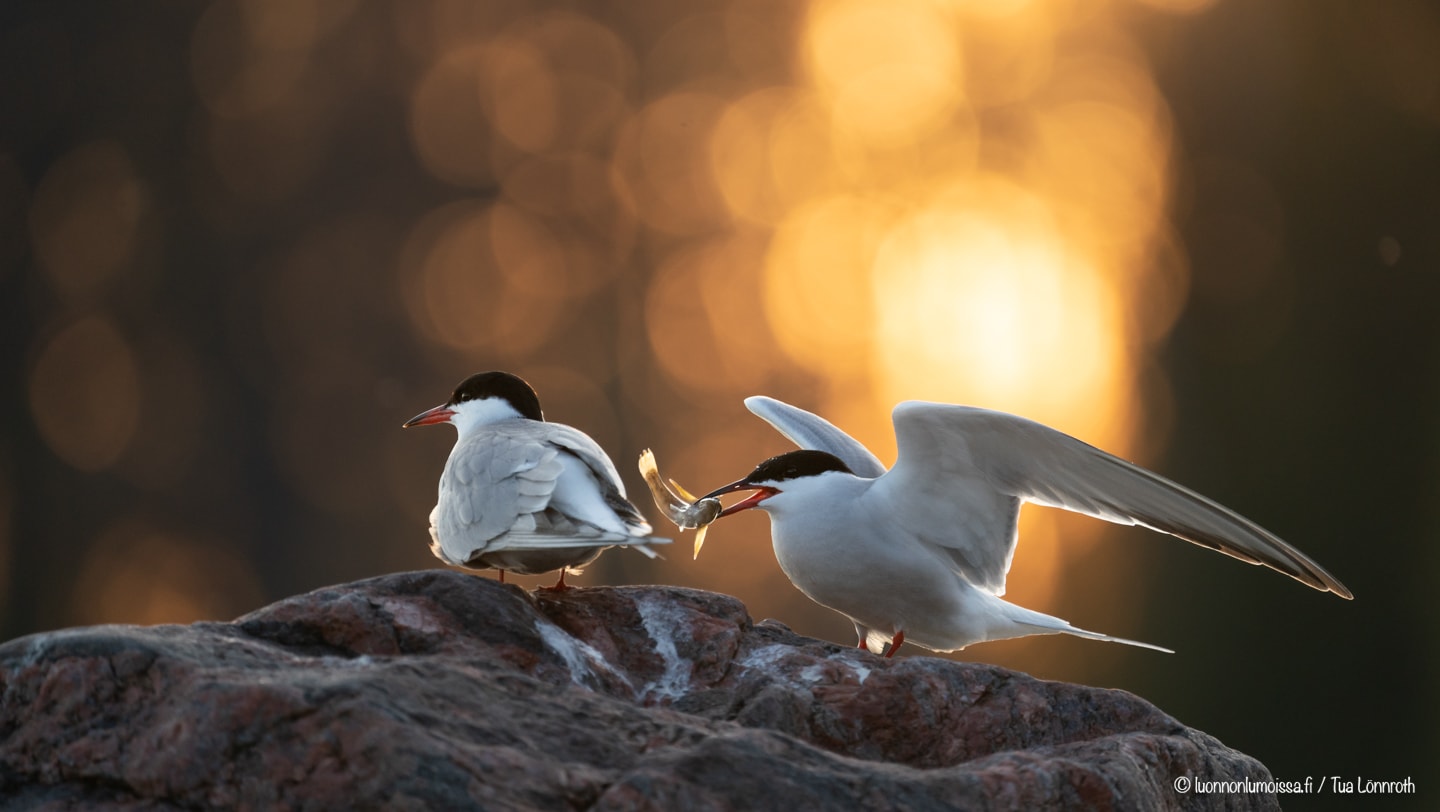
<box><xmin>0</xmin><ymin>571</ymin><xmax>1278</xmax><ymax>810</ymax></box>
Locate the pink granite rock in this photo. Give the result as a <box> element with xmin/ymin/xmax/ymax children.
<box><xmin>0</xmin><ymin>570</ymin><xmax>1277</xmax><ymax>810</ymax></box>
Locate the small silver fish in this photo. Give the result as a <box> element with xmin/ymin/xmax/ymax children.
<box><xmin>638</xmin><ymin>449</ymin><xmax>722</xmax><ymax>559</ymax></box>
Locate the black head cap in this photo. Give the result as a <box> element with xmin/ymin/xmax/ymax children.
<box><xmin>747</xmin><ymin>449</ymin><xmax>852</xmax><ymax>483</ymax></box>
<box><xmin>450</xmin><ymin>371</ymin><xmax>543</xmax><ymax>421</ymax></box>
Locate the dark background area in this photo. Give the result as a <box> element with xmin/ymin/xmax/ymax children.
<box><xmin>1</xmin><ymin>1</ymin><xmax>1435</xmax><ymax>807</ymax></box>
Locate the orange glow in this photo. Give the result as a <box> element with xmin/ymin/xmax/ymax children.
<box><xmin>482</xmin><ymin>14</ymin><xmax>636</xmax><ymax>157</ymax></box>
<box><xmin>409</xmin><ymin>46</ymin><xmax>499</xmax><ymax>188</ymax></box>
<box><xmin>710</xmin><ymin>88</ymin><xmax>835</xmax><ymax>225</ymax></box>
<box><xmin>1132</xmin><ymin>0</ymin><xmax>1219</xmax><ymax>13</ymax></box>
<box><xmin>869</xmin><ymin>201</ymin><xmax>1128</xmax><ymax>425</ymax></box>
<box><xmin>694</xmin><ymin>0</ymin><xmax>1188</xmax><ymax>669</ymax></box>
<box><xmin>487</xmin><ymin>41</ymin><xmax>562</xmax><ymax>154</ymax></box>
<box><xmin>280</xmin><ymin>0</ymin><xmax>1193</xmax><ymax>670</ymax></box>
<box><xmin>29</xmin><ymin>317</ymin><xmax>143</xmax><ymax>473</ymax></box>
<box><xmin>803</xmin><ymin>0</ymin><xmax>966</xmax><ymax>148</ymax></box>
<box><xmin>29</xmin><ymin>142</ymin><xmax>146</xmax><ymax>301</ymax></box>
<box><xmin>399</xmin><ymin>201</ymin><xmax>566</xmax><ymax>357</ymax></box>
<box><xmin>70</xmin><ymin>520</ymin><xmax>266</xmax><ymax>627</ymax></box>
<box><xmin>7</xmin><ymin>0</ymin><xmax>1224</xmax><ymax>670</ymax></box>
<box><xmin>191</xmin><ymin>1</ymin><xmax>309</xmax><ymax>118</ymax></box>
<box><xmin>646</xmin><ymin>234</ymin><xmax>776</xmax><ymax>396</ymax></box>
<box><xmin>611</xmin><ymin>92</ymin><xmax>733</xmax><ymax>235</ymax></box>
<box><xmin>762</xmin><ymin>196</ymin><xmax>894</xmax><ymax>377</ymax></box>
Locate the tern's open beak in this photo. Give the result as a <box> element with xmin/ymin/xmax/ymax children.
<box><xmin>701</xmin><ymin>479</ymin><xmax>778</xmax><ymax>518</ymax></box>
<box><xmin>403</xmin><ymin>403</ymin><xmax>455</xmax><ymax>428</ymax></box>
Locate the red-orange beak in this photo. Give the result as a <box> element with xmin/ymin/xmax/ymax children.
<box><xmin>701</xmin><ymin>479</ymin><xmax>778</xmax><ymax>517</ymax></box>
<box><xmin>402</xmin><ymin>403</ymin><xmax>455</xmax><ymax>428</ymax></box>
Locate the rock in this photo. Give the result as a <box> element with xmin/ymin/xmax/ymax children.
<box><xmin>0</xmin><ymin>571</ymin><xmax>1277</xmax><ymax>810</ymax></box>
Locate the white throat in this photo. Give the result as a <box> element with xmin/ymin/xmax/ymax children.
<box><xmin>759</xmin><ymin>470</ymin><xmax>866</xmax><ymax>517</ymax></box>
<box><xmin>449</xmin><ymin>397</ymin><xmax>527</xmax><ymax>438</ymax></box>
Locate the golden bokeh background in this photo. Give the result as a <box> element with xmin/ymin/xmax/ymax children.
<box><xmin>3</xmin><ymin>0</ymin><xmax>1436</xmax><ymax>801</ymax></box>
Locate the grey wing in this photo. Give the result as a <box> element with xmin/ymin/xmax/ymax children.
<box><xmin>508</xmin><ymin>421</ymin><xmax>654</xmax><ymax>538</ymax></box>
<box><xmin>432</xmin><ymin>431</ymin><xmax>571</xmax><ymax>565</ymax></box>
<box><xmin>877</xmin><ymin>401</ymin><xmax>1353</xmax><ymax>599</ymax></box>
<box><xmin>436</xmin><ymin>427</ymin><xmax>665</xmax><ymax>564</ymax></box>
<box><xmin>744</xmin><ymin>396</ymin><xmax>888</xmax><ymax>478</ymax></box>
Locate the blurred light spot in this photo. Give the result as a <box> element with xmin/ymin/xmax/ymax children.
<box><xmin>611</xmin><ymin>92</ymin><xmax>732</xmax><ymax>235</ymax></box>
<box><xmin>514</xmin><ymin>12</ymin><xmax>633</xmax><ymax>92</ymax></box>
<box><xmin>763</xmin><ymin>196</ymin><xmax>895</xmax><ymax>376</ymax></box>
<box><xmin>1030</xmin><ymin>94</ymin><xmax>1170</xmax><ymax>246</ymax></box>
<box><xmin>1378</xmin><ymin>235</ymin><xmax>1403</xmax><ymax>267</ymax></box>
<box><xmin>723</xmin><ymin>0</ymin><xmax>802</xmax><ymax>82</ymax></box>
<box><xmin>710</xmin><ymin>87</ymin><xmax>835</xmax><ymax>225</ymax></box>
<box><xmin>869</xmin><ymin>202</ymin><xmax>1128</xmax><ymax>437</ymax></box>
<box><xmin>1131</xmin><ymin>0</ymin><xmax>1220</xmax><ymax>14</ymax></box>
<box><xmin>409</xmin><ymin>46</ymin><xmax>499</xmax><ymax>188</ymax></box>
<box><xmin>399</xmin><ymin>0</ymin><xmax>525</xmax><ymax>59</ymax></box>
<box><xmin>490</xmin><ymin>203</ymin><xmax>580</xmax><ymax>295</ymax></box>
<box><xmin>1129</xmin><ymin>226</ymin><xmax>1192</xmax><ymax>345</ymax></box>
<box><xmin>644</xmin><ymin>12</ymin><xmax>730</xmax><ymax>90</ymax></box>
<box><xmin>29</xmin><ymin>316</ymin><xmax>142</xmax><ymax>472</ymax></box>
<box><xmin>29</xmin><ymin>141</ymin><xmax>146</xmax><ymax>301</ymax></box>
<box><xmin>485</xmin><ymin>14</ymin><xmax>633</xmax><ymax>155</ymax></box>
<box><xmin>804</xmin><ymin>0</ymin><xmax>965</xmax><ymax>148</ymax></box>
<box><xmin>501</xmin><ymin>153</ymin><xmax>630</xmax><ymax>247</ymax></box>
<box><xmin>939</xmin><ymin>0</ymin><xmax>1041</xmax><ymax>16</ymax></box>
<box><xmin>955</xmin><ymin>4</ymin><xmax>1056</xmax><ymax>108</ymax></box>
<box><xmin>240</xmin><ymin>0</ymin><xmax>358</xmax><ymax>52</ymax></box>
<box><xmin>70</xmin><ymin>520</ymin><xmax>265</xmax><ymax>627</ymax></box>
<box><xmin>191</xmin><ymin>0</ymin><xmax>310</xmax><ymax>118</ymax></box>
<box><xmin>646</xmin><ymin>235</ymin><xmax>775</xmax><ymax>396</ymax></box>
<box><xmin>486</xmin><ymin>40</ymin><xmax>559</xmax><ymax>153</ymax></box>
<box><xmin>398</xmin><ymin>201</ymin><xmax>562</xmax><ymax>356</ymax></box>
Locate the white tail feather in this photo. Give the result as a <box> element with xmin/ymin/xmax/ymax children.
<box><xmin>999</xmin><ymin>597</ymin><xmax>1173</xmax><ymax>653</ymax></box>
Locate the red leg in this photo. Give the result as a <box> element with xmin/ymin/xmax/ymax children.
<box><xmin>858</xmin><ymin>638</ymin><xmax>869</xmax><ymax>652</ymax></box>
<box><xmin>542</xmin><ymin>569</ymin><xmax>571</xmax><ymax>592</ymax></box>
<box><xmin>884</xmin><ymin>630</ymin><xmax>905</xmax><ymax>658</ymax></box>
<box><xmin>497</xmin><ymin>570</ymin><xmax>506</xmax><ymax>584</ymax></box>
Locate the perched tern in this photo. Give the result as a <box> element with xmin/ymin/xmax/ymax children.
<box><xmin>403</xmin><ymin>371</ymin><xmax>668</xmax><ymax>589</ymax></box>
<box><xmin>700</xmin><ymin>397</ymin><xmax>1352</xmax><ymax>656</ymax></box>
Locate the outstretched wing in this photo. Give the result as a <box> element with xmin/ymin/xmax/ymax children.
<box><xmin>744</xmin><ymin>396</ymin><xmax>888</xmax><ymax>478</ymax></box>
<box><xmin>874</xmin><ymin>401</ymin><xmax>1352</xmax><ymax>599</ymax></box>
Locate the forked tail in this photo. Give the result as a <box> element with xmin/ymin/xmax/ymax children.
<box><xmin>1003</xmin><ymin>600</ymin><xmax>1174</xmax><ymax>653</ymax></box>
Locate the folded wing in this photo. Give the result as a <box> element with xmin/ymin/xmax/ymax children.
<box><xmin>432</xmin><ymin>428</ymin><xmax>662</xmax><ymax>567</ymax></box>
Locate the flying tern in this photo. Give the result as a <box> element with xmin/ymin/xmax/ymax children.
<box><xmin>699</xmin><ymin>396</ymin><xmax>1352</xmax><ymax>656</ymax></box>
<box><xmin>403</xmin><ymin>371</ymin><xmax>668</xmax><ymax>589</ymax></box>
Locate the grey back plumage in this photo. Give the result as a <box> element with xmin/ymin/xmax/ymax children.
<box><xmin>430</xmin><ymin>418</ymin><xmax>654</xmax><ymax>568</ymax></box>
